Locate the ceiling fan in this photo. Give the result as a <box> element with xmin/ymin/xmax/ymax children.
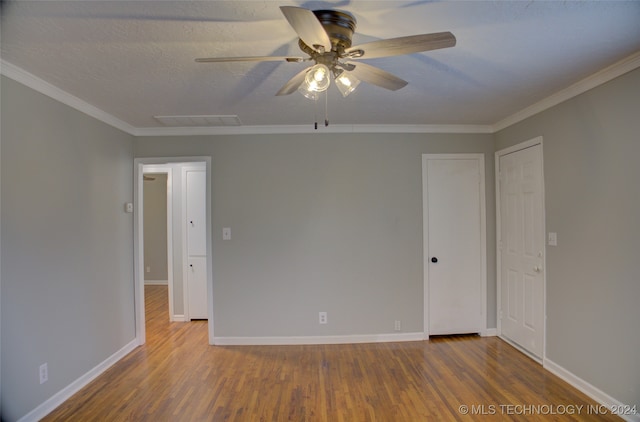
<box><xmin>195</xmin><ymin>6</ymin><xmax>456</xmax><ymax>99</ymax></box>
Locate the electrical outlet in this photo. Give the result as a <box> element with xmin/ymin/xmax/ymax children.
<box><xmin>394</xmin><ymin>320</ymin><xmax>402</xmax><ymax>331</ymax></box>
<box><xmin>146</xmin><ymin>266</ymin><xmax>151</xmax><ymax>273</ymax></box>
<box><xmin>39</xmin><ymin>363</ymin><xmax>48</xmax><ymax>384</ymax></box>
<box><xmin>319</xmin><ymin>312</ymin><xmax>327</xmax><ymax>324</ymax></box>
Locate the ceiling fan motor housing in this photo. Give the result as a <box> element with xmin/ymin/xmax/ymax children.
<box><xmin>313</xmin><ymin>9</ymin><xmax>357</xmax><ymax>50</ymax></box>
<box><xmin>297</xmin><ymin>9</ymin><xmax>357</xmax><ymax>70</ymax></box>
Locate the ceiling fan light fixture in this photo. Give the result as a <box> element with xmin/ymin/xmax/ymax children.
<box><xmin>335</xmin><ymin>72</ymin><xmax>360</xmax><ymax>97</ymax></box>
<box><xmin>298</xmin><ymin>64</ymin><xmax>331</xmax><ymax>99</ymax></box>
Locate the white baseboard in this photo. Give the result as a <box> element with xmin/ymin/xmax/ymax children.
<box><xmin>481</xmin><ymin>328</ymin><xmax>497</xmax><ymax>337</ymax></box>
<box><xmin>544</xmin><ymin>358</ymin><xmax>639</xmax><ymax>422</ymax></box>
<box><xmin>214</xmin><ymin>332</ymin><xmax>425</xmax><ymax>346</ymax></box>
<box><xmin>171</xmin><ymin>314</ymin><xmax>186</xmax><ymax>322</ymax></box>
<box><xmin>144</xmin><ymin>280</ymin><xmax>168</xmax><ymax>285</ymax></box>
<box><xmin>499</xmin><ymin>335</ymin><xmax>543</xmax><ymax>364</ymax></box>
<box><xmin>17</xmin><ymin>339</ymin><xmax>138</xmax><ymax>422</ymax></box>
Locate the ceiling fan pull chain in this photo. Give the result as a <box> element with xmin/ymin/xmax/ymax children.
<box><xmin>314</xmin><ymin>94</ymin><xmax>318</xmax><ymax>130</ymax></box>
<box><xmin>325</xmin><ymin>89</ymin><xmax>329</xmax><ymax>127</ymax></box>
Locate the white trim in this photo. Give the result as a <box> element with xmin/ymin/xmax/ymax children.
<box><xmin>495</xmin><ymin>136</ymin><xmax>543</xmax><ymax>157</ymax></box>
<box><xmin>479</xmin><ymin>158</ymin><xmax>488</xmax><ymax>338</ymax></box>
<box><xmin>493</xmin><ymin>51</ymin><xmax>640</xmax><ymax>132</ymax></box>
<box><xmin>134</xmin><ymin>163</ymin><xmax>146</xmax><ymax>345</ymax></box>
<box><xmin>172</xmin><ymin>315</ymin><xmax>187</xmax><ymax>322</ymax></box>
<box><xmin>144</xmin><ymin>279</ymin><xmax>168</xmax><ymax>285</ymax></box>
<box><xmin>495</xmin><ymin>137</ymin><xmax>546</xmax><ymax>360</ymax></box>
<box><xmin>480</xmin><ymin>328</ymin><xmax>497</xmax><ymax>337</ymax></box>
<box><xmin>16</xmin><ymin>340</ymin><xmax>138</xmax><ymax>422</ymax></box>
<box><xmin>0</xmin><ymin>60</ymin><xmax>137</xmax><ymax>135</ymax></box>
<box><xmin>422</xmin><ymin>154</ymin><xmax>487</xmax><ymax>338</ymax></box>
<box><xmin>132</xmin><ymin>124</ymin><xmax>493</xmax><ymax>136</ymax></box>
<box><xmin>214</xmin><ymin>332</ymin><xmax>425</xmax><ymax>346</ymax></box>
<box><xmin>165</xmin><ymin>168</ymin><xmax>175</xmax><ymax>322</ymax></box>
<box><xmin>544</xmin><ymin>358</ymin><xmax>640</xmax><ymax>422</ymax></box>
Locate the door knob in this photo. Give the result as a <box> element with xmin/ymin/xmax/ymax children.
<box><xmin>431</xmin><ymin>257</ymin><xmax>438</xmax><ymax>263</ymax></box>
<box><xmin>533</xmin><ymin>266</ymin><xmax>541</xmax><ymax>273</ymax></box>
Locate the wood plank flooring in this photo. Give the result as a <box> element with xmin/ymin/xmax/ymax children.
<box><xmin>43</xmin><ymin>285</ymin><xmax>620</xmax><ymax>421</ymax></box>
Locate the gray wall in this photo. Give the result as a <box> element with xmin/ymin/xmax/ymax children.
<box><xmin>495</xmin><ymin>68</ymin><xmax>640</xmax><ymax>408</ymax></box>
<box><xmin>134</xmin><ymin>133</ymin><xmax>497</xmax><ymax>337</ymax></box>
<box><xmin>0</xmin><ymin>76</ymin><xmax>135</xmax><ymax>421</ymax></box>
<box><xmin>143</xmin><ymin>173</ymin><xmax>168</xmax><ymax>282</ymax></box>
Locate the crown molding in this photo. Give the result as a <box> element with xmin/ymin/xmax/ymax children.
<box><xmin>4</xmin><ymin>50</ymin><xmax>639</xmax><ymax>137</ymax></box>
<box><xmin>1</xmin><ymin>59</ymin><xmax>138</xmax><ymax>135</ymax></box>
<box><xmin>131</xmin><ymin>123</ymin><xmax>493</xmax><ymax>137</ymax></box>
<box><xmin>0</xmin><ymin>60</ymin><xmax>491</xmax><ymax>136</ymax></box>
<box><xmin>492</xmin><ymin>51</ymin><xmax>640</xmax><ymax>132</ymax></box>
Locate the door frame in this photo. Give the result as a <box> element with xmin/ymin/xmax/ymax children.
<box><xmin>422</xmin><ymin>153</ymin><xmax>487</xmax><ymax>338</ymax></box>
<box><xmin>495</xmin><ymin>136</ymin><xmax>546</xmax><ymax>361</ymax></box>
<box><xmin>134</xmin><ymin>156</ymin><xmax>214</xmax><ymax>345</ymax></box>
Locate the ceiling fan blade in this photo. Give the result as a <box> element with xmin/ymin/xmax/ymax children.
<box><xmin>348</xmin><ymin>62</ymin><xmax>408</xmax><ymax>91</ymax></box>
<box><xmin>276</xmin><ymin>67</ymin><xmax>311</xmax><ymax>96</ymax></box>
<box><xmin>346</xmin><ymin>32</ymin><xmax>456</xmax><ymax>59</ymax></box>
<box><xmin>196</xmin><ymin>56</ymin><xmax>305</xmax><ymax>63</ymax></box>
<box><xmin>280</xmin><ymin>6</ymin><xmax>331</xmax><ymax>52</ymax></box>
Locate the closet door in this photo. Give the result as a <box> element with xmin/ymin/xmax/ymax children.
<box><xmin>185</xmin><ymin>169</ymin><xmax>207</xmax><ymax>319</ymax></box>
<box><xmin>423</xmin><ymin>155</ymin><xmax>485</xmax><ymax>335</ymax></box>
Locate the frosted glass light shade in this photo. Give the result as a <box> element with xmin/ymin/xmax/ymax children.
<box><xmin>298</xmin><ymin>64</ymin><xmax>330</xmax><ymax>99</ymax></box>
<box><xmin>335</xmin><ymin>72</ymin><xmax>360</xmax><ymax>97</ymax></box>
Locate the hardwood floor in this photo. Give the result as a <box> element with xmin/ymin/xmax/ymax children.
<box><xmin>43</xmin><ymin>285</ymin><xmax>619</xmax><ymax>421</ymax></box>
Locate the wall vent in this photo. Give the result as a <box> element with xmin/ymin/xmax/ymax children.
<box><xmin>154</xmin><ymin>115</ymin><xmax>242</xmax><ymax>127</ymax></box>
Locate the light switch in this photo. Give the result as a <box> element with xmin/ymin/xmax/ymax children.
<box><xmin>548</xmin><ymin>232</ymin><xmax>557</xmax><ymax>246</ymax></box>
<box><xmin>125</xmin><ymin>202</ymin><xmax>133</xmax><ymax>213</ymax></box>
<box><xmin>222</xmin><ymin>227</ymin><xmax>231</xmax><ymax>240</ymax></box>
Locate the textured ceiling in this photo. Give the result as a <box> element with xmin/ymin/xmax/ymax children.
<box><xmin>1</xmin><ymin>1</ymin><xmax>639</xmax><ymax>130</ymax></box>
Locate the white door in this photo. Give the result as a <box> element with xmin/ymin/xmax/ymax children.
<box><xmin>186</xmin><ymin>170</ymin><xmax>207</xmax><ymax>257</ymax></box>
<box><xmin>187</xmin><ymin>257</ymin><xmax>208</xmax><ymax>320</ymax></box>
<box><xmin>423</xmin><ymin>155</ymin><xmax>486</xmax><ymax>336</ymax></box>
<box><xmin>185</xmin><ymin>169</ymin><xmax>208</xmax><ymax>320</ymax></box>
<box><xmin>497</xmin><ymin>142</ymin><xmax>545</xmax><ymax>358</ymax></box>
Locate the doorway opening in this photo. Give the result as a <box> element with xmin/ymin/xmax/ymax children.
<box><xmin>134</xmin><ymin>157</ymin><xmax>214</xmax><ymax>346</ymax></box>
<box><xmin>142</xmin><ymin>168</ymin><xmax>174</xmax><ymax>319</ymax></box>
